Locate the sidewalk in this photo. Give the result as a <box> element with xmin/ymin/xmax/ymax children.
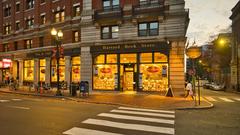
<box><xmin>0</xmin><ymin>87</ymin><xmax>213</xmax><ymax>110</ymax></box>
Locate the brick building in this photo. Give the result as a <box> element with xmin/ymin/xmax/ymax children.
<box><xmin>230</xmin><ymin>1</ymin><xmax>240</xmax><ymax>91</ymax></box>
<box><xmin>0</xmin><ymin>0</ymin><xmax>189</xmax><ymax>95</ymax></box>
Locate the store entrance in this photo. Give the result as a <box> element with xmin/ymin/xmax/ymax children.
<box><xmin>122</xmin><ymin>64</ymin><xmax>135</xmax><ymax>91</ymax></box>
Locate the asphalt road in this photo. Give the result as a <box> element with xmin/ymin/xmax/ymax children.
<box><xmin>176</xmin><ymin>88</ymin><xmax>240</xmax><ymax>135</ymax></box>
<box><xmin>0</xmin><ymin>89</ymin><xmax>240</xmax><ymax>135</ymax></box>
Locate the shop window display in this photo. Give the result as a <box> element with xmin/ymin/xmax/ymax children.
<box><xmin>72</xmin><ymin>56</ymin><xmax>81</xmax><ymax>83</ymax></box>
<box><xmin>154</xmin><ymin>52</ymin><xmax>168</xmax><ymax>62</ymax></box>
<box><xmin>93</xmin><ymin>65</ymin><xmax>117</xmax><ymax>90</ymax></box>
<box><xmin>140</xmin><ymin>64</ymin><xmax>168</xmax><ymax>92</ymax></box>
<box><xmin>39</xmin><ymin>59</ymin><xmax>46</xmax><ymax>82</ymax></box>
<box><xmin>51</xmin><ymin>58</ymin><xmax>65</xmax><ymax>82</ymax></box>
<box><xmin>140</xmin><ymin>53</ymin><xmax>152</xmax><ymax>63</ymax></box>
<box><xmin>24</xmin><ymin>60</ymin><xmax>34</xmax><ymax>81</ymax></box>
<box><xmin>106</xmin><ymin>54</ymin><xmax>117</xmax><ymax>63</ymax></box>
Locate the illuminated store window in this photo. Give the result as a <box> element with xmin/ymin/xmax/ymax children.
<box><xmin>39</xmin><ymin>59</ymin><xmax>46</xmax><ymax>82</ymax></box>
<box><xmin>120</xmin><ymin>54</ymin><xmax>137</xmax><ymax>63</ymax></box>
<box><xmin>72</xmin><ymin>56</ymin><xmax>81</xmax><ymax>83</ymax></box>
<box><xmin>154</xmin><ymin>52</ymin><xmax>168</xmax><ymax>62</ymax></box>
<box><xmin>95</xmin><ymin>54</ymin><xmax>105</xmax><ymax>64</ymax></box>
<box><xmin>140</xmin><ymin>64</ymin><xmax>168</xmax><ymax>92</ymax></box>
<box><xmin>93</xmin><ymin>54</ymin><xmax>118</xmax><ymax>90</ymax></box>
<box><xmin>106</xmin><ymin>54</ymin><xmax>117</xmax><ymax>63</ymax></box>
<box><xmin>93</xmin><ymin>65</ymin><xmax>117</xmax><ymax>90</ymax></box>
<box><xmin>140</xmin><ymin>53</ymin><xmax>152</xmax><ymax>63</ymax></box>
<box><xmin>51</xmin><ymin>58</ymin><xmax>65</xmax><ymax>82</ymax></box>
<box><xmin>24</xmin><ymin>60</ymin><xmax>34</xmax><ymax>81</ymax></box>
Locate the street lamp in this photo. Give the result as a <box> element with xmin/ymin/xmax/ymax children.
<box><xmin>51</xmin><ymin>28</ymin><xmax>63</xmax><ymax>96</ymax></box>
<box><xmin>186</xmin><ymin>46</ymin><xmax>202</xmax><ymax>105</ymax></box>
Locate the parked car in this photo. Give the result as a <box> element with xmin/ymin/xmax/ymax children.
<box><xmin>210</xmin><ymin>84</ymin><xmax>225</xmax><ymax>91</ymax></box>
<box><xmin>203</xmin><ymin>82</ymin><xmax>213</xmax><ymax>89</ymax></box>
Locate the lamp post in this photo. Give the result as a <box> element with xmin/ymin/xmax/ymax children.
<box><xmin>51</xmin><ymin>28</ymin><xmax>63</xmax><ymax>96</ymax></box>
<box><xmin>186</xmin><ymin>46</ymin><xmax>202</xmax><ymax>105</ymax></box>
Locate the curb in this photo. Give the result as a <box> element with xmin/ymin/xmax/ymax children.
<box><xmin>66</xmin><ymin>97</ymin><xmax>214</xmax><ymax>110</ymax></box>
<box><xmin>0</xmin><ymin>90</ymin><xmax>214</xmax><ymax>110</ymax></box>
<box><xmin>0</xmin><ymin>90</ymin><xmax>64</xmax><ymax>98</ymax></box>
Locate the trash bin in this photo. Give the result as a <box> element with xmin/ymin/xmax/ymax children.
<box><xmin>71</xmin><ymin>83</ymin><xmax>78</xmax><ymax>96</ymax></box>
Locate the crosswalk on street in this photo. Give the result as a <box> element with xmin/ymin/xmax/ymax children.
<box><xmin>0</xmin><ymin>98</ymin><xmax>22</xmax><ymax>103</ymax></box>
<box><xmin>203</xmin><ymin>96</ymin><xmax>240</xmax><ymax>103</ymax></box>
<box><xmin>63</xmin><ymin>106</ymin><xmax>175</xmax><ymax>135</ymax></box>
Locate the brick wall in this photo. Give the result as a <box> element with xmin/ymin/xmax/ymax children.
<box><xmin>0</xmin><ymin>0</ymin><xmax>82</xmax><ymax>52</ymax></box>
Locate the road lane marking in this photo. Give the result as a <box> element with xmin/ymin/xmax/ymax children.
<box><xmin>11</xmin><ymin>99</ymin><xmax>22</xmax><ymax>101</ymax></box>
<box><xmin>98</xmin><ymin>113</ymin><xmax>174</xmax><ymax>124</ymax></box>
<box><xmin>7</xmin><ymin>106</ymin><xmax>30</xmax><ymax>110</ymax></box>
<box><xmin>63</xmin><ymin>127</ymin><xmax>123</xmax><ymax>135</ymax></box>
<box><xmin>110</xmin><ymin>109</ymin><xmax>175</xmax><ymax>118</ymax></box>
<box><xmin>118</xmin><ymin>107</ymin><xmax>175</xmax><ymax>114</ymax></box>
<box><xmin>218</xmin><ymin>97</ymin><xmax>234</xmax><ymax>102</ymax></box>
<box><xmin>82</xmin><ymin>119</ymin><xmax>174</xmax><ymax>135</ymax></box>
<box><xmin>233</xmin><ymin>98</ymin><xmax>240</xmax><ymax>101</ymax></box>
<box><xmin>0</xmin><ymin>100</ymin><xmax>10</xmax><ymax>103</ymax></box>
<box><xmin>204</xmin><ymin>97</ymin><xmax>217</xmax><ymax>102</ymax></box>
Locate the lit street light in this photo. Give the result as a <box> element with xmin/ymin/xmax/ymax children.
<box><xmin>51</xmin><ymin>28</ymin><xmax>63</xmax><ymax>96</ymax></box>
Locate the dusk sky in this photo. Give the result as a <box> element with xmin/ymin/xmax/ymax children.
<box><xmin>185</xmin><ymin>0</ymin><xmax>239</xmax><ymax>46</ymax></box>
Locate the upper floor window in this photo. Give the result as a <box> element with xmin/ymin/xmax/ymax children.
<box><xmin>73</xmin><ymin>31</ymin><xmax>79</xmax><ymax>42</ymax></box>
<box><xmin>139</xmin><ymin>0</ymin><xmax>159</xmax><ymax>5</ymax></box>
<box><xmin>4</xmin><ymin>7</ymin><xmax>11</xmax><ymax>17</ymax></box>
<box><xmin>26</xmin><ymin>18</ymin><xmax>34</xmax><ymax>29</ymax></box>
<box><xmin>73</xmin><ymin>5</ymin><xmax>81</xmax><ymax>17</ymax></box>
<box><xmin>138</xmin><ymin>22</ymin><xmax>159</xmax><ymax>36</ymax></box>
<box><xmin>14</xmin><ymin>42</ymin><xmax>18</xmax><ymax>50</ymax></box>
<box><xmin>55</xmin><ymin>11</ymin><xmax>65</xmax><ymax>23</ymax></box>
<box><xmin>26</xmin><ymin>0</ymin><xmax>34</xmax><ymax>10</ymax></box>
<box><xmin>25</xmin><ymin>39</ymin><xmax>33</xmax><ymax>49</ymax></box>
<box><xmin>40</xmin><ymin>14</ymin><xmax>46</xmax><ymax>25</ymax></box>
<box><xmin>16</xmin><ymin>3</ymin><xmax>20</xmax><ymax>12</ymax></box>
<box><xmin>101</xmin><ymin>26</ymin><xmax>119</xmax><ymax>39</ymax></box>
<box><xmin>39</xmin><ymin>37</ymin><xmax>44</xmax><ymax>47</ymax></box>
<box><xmin>3</xmin><ymin>44</ymin><xmax>9</xmax><ymax>52</ymax></box>
<box><xmin>16</xmin><ymin>21</ymin><xmax>20</xmax><ymax>31</ymax></box>
<box><xmin>103</xmin><ymin>0</ymin><xmax>119</xmax><ymax>10</ymax></box>
<box><xmin>4</xmin><ymin>25</ymin><xmax>11</xmax><ymax>35</ymax></box>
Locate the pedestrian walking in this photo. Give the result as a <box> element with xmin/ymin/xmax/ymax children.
<box><xmin>185</xmin><ymin>81</ymin><xmax>194</xmax><ymax>100</ymax></box>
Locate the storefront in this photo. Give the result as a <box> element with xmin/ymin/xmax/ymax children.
<box><xmin>91</xmin><ymin>42</ymin><xmax>170</xmax><ymax>92</ymax></box>
<box><xmin>0</xmin><ymin>58</ymin><xmax>13</xmax><ymax>82</ymax></box>
<box><xmin>23</xmin><ymin>59</ymin><xmax>34</xmax><ymax>84</ymax></box>
<box><xmin>25</xmin><ymin>48</ymin><xmax>81</xmax><ymax>86</ymax></box>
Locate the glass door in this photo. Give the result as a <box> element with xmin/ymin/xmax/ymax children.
<box><xmin>122</xmin><ymin>64</ymin><xmax>134</xmax><ymax>91</ymax></box>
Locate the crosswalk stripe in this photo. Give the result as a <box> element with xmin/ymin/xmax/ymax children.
<box><xmin>63</xmin><ymin>127</ymin><xmax>123</xmax><ymax>135</ymax></box>
<box><xmin>118</xmin><ymin>107</ymin><xmax>175</xmax><ymax>114</ymax></box>
<box><xmin>11</xmin><ymin>99</ymin><xmax>22</xmax><ymax>101</ymax></box>
<box><xmin>204</xmin><ymin>97</ymin><xmax>217</xmax><ymax>102</ymax></box>
<box><xmin>98</xmin><ymin>113</ymin><xmax>174</xmax><ymax>125</ymax></box>
<box><xmin>233</xmin><ymin>98</ymin><xmax>240</xmax><ymax>101</ymax></box>
<box><xmin>82</xmin><ymin>119</ymin><xmax>175</xmax><ymax>135</ymax></box>
<box><xmin>110</xmin><ymin>109</ymin><xmax>175</xmax><ymax>118</ymax></box>
<box><xmin>218</xmin><ymin>97</ymin><xmax>234</xmax><ymax>102</ymax></box>
<box><xmin>0</xmin><ymin>100</ymin><xmax>10</xmax><ymax>103</ymax></box>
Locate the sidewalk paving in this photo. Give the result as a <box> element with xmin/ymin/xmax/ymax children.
<box><xmin>0</xmin><ymin>87</ymin><xmax>213</xmax><ymax>110</ymax></box>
